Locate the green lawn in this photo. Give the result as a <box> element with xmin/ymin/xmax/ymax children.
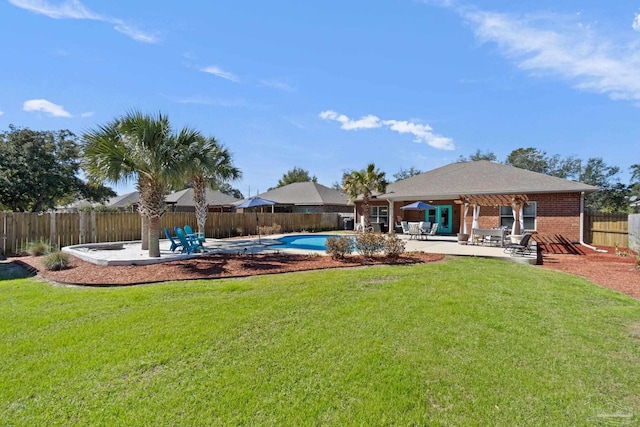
<box><xmin>1</xmin><ymin>257</ymin><xmax>639</xmax><ymax>426</ymax></box>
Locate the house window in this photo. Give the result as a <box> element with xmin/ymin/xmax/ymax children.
<box><xmin>500</xmin><ymin>202</ymin><xmax>536</xmax><ymax>230</ymax></box>
<box><xmin>370</xmin><ymin>206</ymin><xmax>388</xmax><ymax>224</ymax></box>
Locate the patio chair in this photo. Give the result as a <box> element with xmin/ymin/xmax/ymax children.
<box><xmin>401</xmin><ymin>221</ymin><xmax>410</xmax><ymax>234</ymax></box>
<box><xmin>164</xmin><ymin>227</ymin><xmax>183</xmax><ymax>253</ymax></box>
<box><xmin>503</xmin><ymin>233</ymin><xmax>533</xmax><ymax>256</ymax></box>
<box><xmin>184</xmin><ymin>224</ymin><xmax>205</xmax><ymax>247</ymax></box>
<box><xmin>174</xmin><ymin>227</ymin><xmax>205</xmax><ymax>254</ymax></box>
<box><xmin>421</xmin><ymin>222</ymin><xmax>438</xmax><ymax>240</ymax></box>
<box><xmin>407</xmin><ymin>222</ymin><xmax>422</xmax><ymax>239</ymax></box>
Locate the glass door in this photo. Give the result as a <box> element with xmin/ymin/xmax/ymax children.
<box><xmin>425</xmin><ymin>205</ymin><xmax>452</xmax><ymax>234</ymax></box>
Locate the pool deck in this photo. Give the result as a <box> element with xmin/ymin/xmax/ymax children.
<box><xmin>63</xmin><ymin>232</ymin><xmax>537</xmax><ymax>266</ymax></box>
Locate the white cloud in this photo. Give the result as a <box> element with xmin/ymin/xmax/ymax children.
<box><xmin>260</xmin><ymin>79</ymin><xmax>296</xmax><ymax>92</ymax></box>
<box><xmin>200</xmin><ymin>66</ymin><xmax>240</xmax><ymax>82</ymax></box>
<box><xmin>0</xmin><ymin>110</ymin><xmax>4</xmax><ymax>116</ymax></box>
<box><xmin>8</xmin><ymin>0</ymin><xmax>158</xmax><ymax>43</ymax></box>
<box><xmin>319</xmin><ymin>110</ymin><xmax>382</xmax><ymax>130</ymax></box>
<box><xmin>23</xmin><ymin>99</ymin><xmax>72</xmax><ymax>117</ymax></box>
<box><xmin>454</xmin><ymin>7</ymin><xmax>640</xmax><ymax>100</ymax></box>
<box><xmin>80</xmin><ymin>111</ymin><xmax>94</xmax><ymax>117</ymax></box>
<box><xmin>319</xmin><ymin>110</ymin><xmax>454</xmax><ymax>150</ymax></box>
<box><xmin>633</xmin><ymin>13</ymin><xmax>640</xmax><ymax>32</ymax></box>
<box><xmin>383</xmin><ymin>120</ymin><xmax>454</xmax><ymax>150</ymax></box>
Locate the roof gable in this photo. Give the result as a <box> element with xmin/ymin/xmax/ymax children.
<box><xmin>164</xmin><ymin>188</ymin><xmax>239</xmax><ymax>206</ymax></box>
<box><xmin>384</xmin><ymin>161</ymin><xmax>598</xmax><ymax>200</ymax></box>
<box><xmin>257</xmin><ymin>182</ymin><xmax>351</xmax><ymax>206</ymax></box>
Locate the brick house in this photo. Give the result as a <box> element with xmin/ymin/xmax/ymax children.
<box><xmin>355</xmin><ymin>161</ymin><xmax>598</xmax><ymax>243</ymax></box>
<box><xmin>164</xmin><ymin>188</ymin><xmax>240</xmax><ymax>212</ymax></box>
<box><xmin>245</xmin><ymin>182</ymin><xmax>353</xmax><ymax>214</ymax></box>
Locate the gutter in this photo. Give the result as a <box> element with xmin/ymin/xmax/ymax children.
<box><xmin>579</xmin><ymin>191</ymin><xmax>608</xmax><ymax>253</ymax></box>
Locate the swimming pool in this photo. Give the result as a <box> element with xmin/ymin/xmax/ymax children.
<box><xmin>270</xmin><ymin>234</ymin><xmax>349</xmax><ymax>251</ymax></box>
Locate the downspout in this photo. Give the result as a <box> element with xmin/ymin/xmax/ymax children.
<box><xmin>579</xmin><ymin>191</ymin><xmax>607</xmax><ymax>252</ymax></box>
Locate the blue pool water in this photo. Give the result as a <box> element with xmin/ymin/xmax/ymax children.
<box><xmin>270</xmin><ymin>234</ymin><xmax>348</xmax><ymax>251</ymax></box>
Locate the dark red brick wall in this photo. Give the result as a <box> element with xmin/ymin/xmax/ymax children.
<box><xmin>359</xmin><ymin>192</ymin><xmax>584</xmax><ymax>241</ymax></box>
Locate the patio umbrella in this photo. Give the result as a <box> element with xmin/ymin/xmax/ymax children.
<box><xmin>400</xmin><ymin>201</ymin><xmax>436</xmax><ymax>211</ymax></box>
<box><xmin>234</xmin><ymin>196</ymin><xmax>277</xmax><ymax>243</ymax></box>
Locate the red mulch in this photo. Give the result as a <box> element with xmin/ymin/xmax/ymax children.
<box><xmin>15</xmin><ymin>252</ymin><xmax>445</xmax><ymax>287</ymax></box>
<box><xmin>14</xmin><ymin>244</ymin><xmax>640</xmax><ymax>299</ymax></box>
<box><xmin>539</xmin><ymin>245</ymin><xmax>640</xmax><ymax>299</ymax></box>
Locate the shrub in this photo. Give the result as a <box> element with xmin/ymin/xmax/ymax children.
<box><xmin>382</xmin><ymin>232</ymin><xmax>406</xmax><ymax>258</ymax></box>
<box><xmin>25</xmin><ymin>239</ymin><xmax>51</xmax><ymax>256</ymax></box>
<box><xmin>43</xmin><ymin>251</ymin><xmax>70</xmax><ymax>271</ymax></box>
<box><xmin>258</xmin><ymin>223</ymin><xmax>282</xmax><ymax>235</ymax></box>
<box><xmin>354</xmin><ymin>231</ymin><xmax>386</xmax><ymax>258</ymax></box>
<box><xmin>326</xmin><ymin>236</ymin><xmax>353</xmax><ymax>259</ymax></box>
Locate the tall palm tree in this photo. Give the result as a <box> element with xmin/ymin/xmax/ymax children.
<box><xmin>342</xmin><ymin>163</ymin><xmax>387</xmax><ymax>228</ymax></box>
<box><xmin>183</xmin><ymin>135</ymin><xmax>241</xmax><ymax>235</ymax></box>
<box><xmin>83</xmin><ymin>111</ymin><xmax>201</xmax><ymax>257</ymax></box>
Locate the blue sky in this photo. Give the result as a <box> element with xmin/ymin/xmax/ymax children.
<box><xmin>1</xmin><ymin>0</ymin><xmax>639</xmax><ymax>197</ymax></box>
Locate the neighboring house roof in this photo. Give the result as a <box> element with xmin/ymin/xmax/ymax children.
<box><xmin>164</xmin><ymin>188</ymin><xmax>240</xmax><ymax>207</ymax></box>
<box><xmin>107</xmin><ymin>191</ymin><xmax>140</xmax><ymax>208</ymax></box>
<box><xmin>254</xmin><ymin>182</ymin><xmax>352</xmax><ymax>206</ymax></box>
<box><xmin>381</xmin><ymin>161</ymin><xmax>599</xmax><ymax>201</ymax></box>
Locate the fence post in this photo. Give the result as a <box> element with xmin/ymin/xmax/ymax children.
<box><xmin>1</xmin><ymin>212</ymin><xmax>6</xmax><ymax>256</ymax></box>
<box><xmin>50</xmin><ymin>210</ymin><xmax>56</xmax><ymax>248</ymax></box>
<box><xmin>91</xmin><ymin>210</ymin><xmax>97</xmax><ymax>243</ymax></box>
<box><xmin>629</xmin><ymin>214</ymin><xmax>640</xmax><ymax>253</ymax></box>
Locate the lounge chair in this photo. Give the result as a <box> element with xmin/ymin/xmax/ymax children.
<box><xmin>504</xmin><ymin>233</ymin><xmax>533</xmax><ymax>256</ymax></box>
<box><xmin>184</xmin><ymin>224</ymin><xmax>205</xmax><ymax>247</ymax></box>
<box><xmin>174</xmin><ymin>227</ymin><xmax>205</xmax><ymax>254</ymax></box>
<box><xmin>164</xmin><ymin>227</ymin><xmax>183</xmax><ymax>252</ymax></box>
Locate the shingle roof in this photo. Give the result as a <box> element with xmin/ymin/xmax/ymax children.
<box><xmin>256</xmin><ymin>182</ymin><xmax>351</xmax><ymax>206</ymax></box>
<box><xmin>382</xmin><ymin>160</ymin><xmax>598</xmax><ymax>200</ymax></box>
<box><xmin>107</xmin><ymin>191</ymin><xmax>140</xmax><ymax>208</ymax></box>
<box><xmin>164</xmin><ymin>188</ymin><xmax>240</xmax><ymax>206</ymax></box>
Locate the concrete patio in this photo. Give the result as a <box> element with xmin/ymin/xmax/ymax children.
<box><xmin>62</xmin><ymin>232</ymin><xmax>537</xmax><ymax>266</ymax></box>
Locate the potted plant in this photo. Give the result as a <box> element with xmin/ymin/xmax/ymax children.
<box><xmin>457</xmin><ymin>233</ymin><xmax>469</xmax><ymax>245</ymax></box>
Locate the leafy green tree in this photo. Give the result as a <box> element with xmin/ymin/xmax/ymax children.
<box><xmin>0</xmin><ymin>125</ymin><xmax>114</xmax><ymax>212</ymax></box>
<box><xmin>393</xmin><ymin>167</ymin><xmax>422</xmax><ymax>181</ymax></box>
<box><xmin>342</xmin><ymin>163</ymin><xmax>387</xmax><ymax>228</ymax></box>
<box><xmin>628</xmin><ymin>164</ymin><xmax>640</xmax><ymax>209</ymax></box>
<box><xmin>505</xmin><ymin>148</ymin><xmax>550</xmax><ymax>174</ymax></box>
<box><xmin>83</xmin><ymin>111</ymin><xmax>201</xmax><ymax>257</ymax></box>
<box><xmin>276</xmin><ymin>167</ymin><xmax>317</xmax><ymax>188</ymax></box>
<box><xmin>183</xmin><ymin>136</ymin><xmax>241</xmax><ymax>235</ymax></box>
<box><xmin>580</xmin><ymin>157</ymin><xmax>629</xmax><ymax>212</ymax></box>
<box><xmin>505</xmin><ymin>147</ymin><xmax>580</xmax><ymax>179</ymax></box>
<box><xmin>214</xmin><ymin>182</ymin><xmax>244</xmax><ymax>200</ymax></box>
<box><xmin>457</xmin><ymin>149</ymin><xmax>498</xmax><ymax>163</ymax></box>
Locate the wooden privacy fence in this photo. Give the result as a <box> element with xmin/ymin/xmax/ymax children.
<box><xmin>1</xmin><ymin>211</ymin><xmax>340</xmax><ymax>255</ymax></box>
<box><xmin>583</xmin><ymin>212</ymin><xmax>628</xmax><ymax>248</ymax></box>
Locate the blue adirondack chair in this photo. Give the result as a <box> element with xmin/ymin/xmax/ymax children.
<box><xmin>164</xmin><ymin>227</ymin><xmax>183</xmax><ymax>252</ymax></box>
<box><xmin>174</xmin><ymin>227</ymin><xmax>204</xmax><ymax>254</ymax></box>
<box><xmin>184</xmin><ymin>224</ymin><xmax>205</xmax><ymax>247</ymax></box>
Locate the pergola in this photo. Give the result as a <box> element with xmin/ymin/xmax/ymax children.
<box><xmin>455</xmin><ymin>194</ymin><xmax>529</xmax><ymax>235</ymax></box>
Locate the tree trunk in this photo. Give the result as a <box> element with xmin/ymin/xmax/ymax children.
<box><xmin>193</xmin><ymin>177</ymin><xmax>207</xmax><ymax>236</ymax></box>
<box><xmin>141</xmin><ymin>215</ymin><xmax>149</xmax><ymax>250</ymax></box>
<box><xmin>148</xmin><ymin>215</ymin><xmax>161</xmax><ymax>258</ymax></box>
<box><xmin>362</xmin><ymin>195</ymin><xmax>371</xmax><ymax>227</ymax></box>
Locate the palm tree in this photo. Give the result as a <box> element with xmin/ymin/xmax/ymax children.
<box><xmin>183</xmin><ymin>135</ymin><xmax>241</xmax><ymax>235</ymax></box>
<box><xmin>83</xmin><ymin>111</ymin><xmax>201</xmax><ymax>257</ymax></box>
<box><xmin>342</xmin><ymin>163</ymin><xmax>387</xmax><ymax>228</ymax></box>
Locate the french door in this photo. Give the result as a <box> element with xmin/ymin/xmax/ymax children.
<box><xmin>425</xmin><ymin>205</ymin><xmax>452</xmax><ymax>234</ymax></box>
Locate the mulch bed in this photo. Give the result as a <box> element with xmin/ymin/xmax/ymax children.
<box><xmin>13</xmin><ymin>245</ymin><xmax>640</xmax><ymax>300</ymax></box>
<box><xmin>16</xmin><ymin>252</ymin><xmax>446</xmax><ymax>287</ymax></box>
